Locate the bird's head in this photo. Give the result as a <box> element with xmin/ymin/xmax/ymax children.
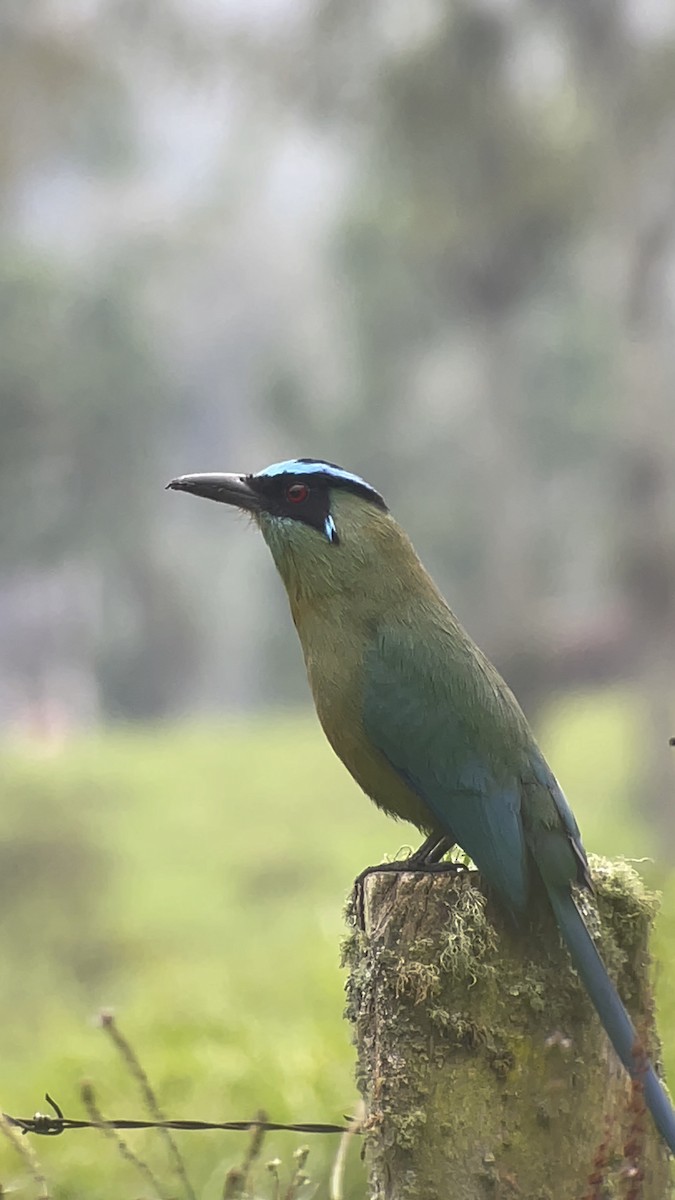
<box><xmin>167</xmin><ymin>458</ymin><xmax>402</xmax><ymax>604</ymax></box>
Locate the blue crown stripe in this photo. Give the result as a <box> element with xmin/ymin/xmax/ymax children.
<box><xmin>256</xmin><ymin>459</ymin><xmax>375</xmax><ymax>494</ymax></box>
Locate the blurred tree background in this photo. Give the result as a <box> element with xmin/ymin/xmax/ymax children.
<box><xmin>4</xmin><ymin>0</ymin><xmax>674</xmax><ymax>830</ymax></box>
<box><xmin>1</xmin><ymin>2</ymin><xmax>675</xmax><ymax>1195</ymax></box>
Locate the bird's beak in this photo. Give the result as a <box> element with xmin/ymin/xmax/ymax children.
<box><xmin>166</xmin><ymin>472</ymin><xmax>261</xmax><ymax>513</ymax></box>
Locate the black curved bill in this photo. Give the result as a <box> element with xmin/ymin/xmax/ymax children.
<box><xmin>166</xmin><ymin>472</ymin><xmax>260</xmax><ymax>512</ymax></box>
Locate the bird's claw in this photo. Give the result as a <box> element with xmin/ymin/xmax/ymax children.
<box><xmin>351</xmin><ymin>856</ymin><xmax>467</xmax><ymax>931</ymax></box>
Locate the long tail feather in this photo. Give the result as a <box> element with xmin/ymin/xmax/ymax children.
<box><xmin>546</xmin><ymin>885</ymin><xmax>675</xmax><ymax>1154</ymax></box>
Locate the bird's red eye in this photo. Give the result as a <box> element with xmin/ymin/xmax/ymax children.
<box><xmin>286</xmin><ymin>483</ymin><xmax>309</xmax><ymax>503</ymax></box>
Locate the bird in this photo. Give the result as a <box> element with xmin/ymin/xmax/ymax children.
<box><xmin>168</xmin><ymin>456</ymin><xmax>675</xmax><ymax>1154</ymax></box>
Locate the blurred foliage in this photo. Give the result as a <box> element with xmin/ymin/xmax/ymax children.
<box><xmin>0</xmin><ymin>1</ymin><xmax>135</xmax><ymax>196</ymax></box>
<box><xmin>2</xmin><ymin>4</ymin><xmax>675</xmax><ymax>1195</ymax></box>
<box><xmin>0</xmin><ymin>699</ymin><xmax>673</xmax><ymax>1197</ymax></box>
<box><xmin>2</xmin><ymin>0</ymin><xmax>675</xmax><ymax>754</ymax></box>
<box><xmin>0</xmin><ymin>250</ymin><xmax>203</xmax><ymax>719</ymax></box>
<box><xmin>0</xmin><ymin>253</ymin><xmax>163</xmax><ymax>565</ymax></box>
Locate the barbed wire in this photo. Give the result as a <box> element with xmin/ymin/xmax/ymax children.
<box><xmin>3</xmin><ymin>1094</ymin><xmax>356</xmax><ymax>1139</ymax></box>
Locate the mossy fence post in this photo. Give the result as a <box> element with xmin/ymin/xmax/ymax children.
<box><xmin>343</xmin><ymin>858</ymin><xmax>671</xmax><ymax>1200</ymax></box>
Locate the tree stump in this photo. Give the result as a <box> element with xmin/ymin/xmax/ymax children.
<box><xmin>343</xmin><ymin>856</ymin><xmax>671</xmax><ymax>1200</ymax></box>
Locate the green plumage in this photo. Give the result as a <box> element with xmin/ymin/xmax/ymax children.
<box><xmin>260</xmin><ymin>491</ymin><xmax>581</xmax><ymax>913</ymax></box>
<box><xmin>170</xmin><ymin>461</ymin><xmax>675</xmax><ymax>1154</ymax></box>
<box><xmin>258</xmin><ymin>486</ymin><xmax>675</xmax><ymax>1153</ymax></box>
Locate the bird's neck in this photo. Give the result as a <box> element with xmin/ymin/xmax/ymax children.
<box><xmin>274</xmin><ymin>516</ymin><xmax>453</xmax><ymax>640</ymax></box>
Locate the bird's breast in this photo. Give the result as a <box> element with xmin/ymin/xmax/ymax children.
<box><xmin>295</xmin><ymin>607</ymin><xmax>438</xmax><ymax>834</ymax></box>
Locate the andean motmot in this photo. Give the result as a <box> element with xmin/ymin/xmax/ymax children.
<box><xmin>168</xmin><ymin>457</ymin><xmax>675</xmax><ymax>1154</ymax></box>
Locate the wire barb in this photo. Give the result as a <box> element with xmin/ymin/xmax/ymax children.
<box><xmin>2</xmin><ymin>1095</ymin><xmax>355</xmax><ymax>1138</ymax></box>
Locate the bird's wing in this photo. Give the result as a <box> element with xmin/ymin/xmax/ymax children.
<box><xmin>524</xmin><ymin>751</ymin><xmax>592</xmax><ymax>892</ymax></box>
<box><xmin>363</xmin><ymin>625</ymin><xmax>530</xmax><ymax>912</ymax></box>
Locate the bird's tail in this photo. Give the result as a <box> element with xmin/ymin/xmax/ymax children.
<box><xmin>546</xmin><ymin>884</ymin><xmax>675</xmax><ymax>1154</ymax></box>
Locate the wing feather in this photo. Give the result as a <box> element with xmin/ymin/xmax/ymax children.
<box><xmin>363</xmin><ymin>627</ymin><xmax>530</xmax><ymax>912</ymax></box>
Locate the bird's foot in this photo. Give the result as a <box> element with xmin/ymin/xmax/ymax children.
<box><xmin>351</xmin><ymin>835</ymin><xmax>465</xmax><ymax>930</ymax></box>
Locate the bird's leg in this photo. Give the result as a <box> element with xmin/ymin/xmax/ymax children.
<box><xmin>352</xmin><ymin>833</ymin><xmax>466</xmax><ymax>929</ymax></box>
<box><xmin>415</xmin><ymin>833</ymin><xmax>455</xmax><ymax>865</ymax></box>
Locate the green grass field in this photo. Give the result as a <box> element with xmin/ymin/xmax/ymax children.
<box><xmin>0</xmin><ymin>692</ymin><xmax>673</xmax><ymax>1197</ymax></box>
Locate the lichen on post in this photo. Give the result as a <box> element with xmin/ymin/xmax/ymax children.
<box><xmin>343</xmin><ymin>857</ymin><xmax>671</xmax><ymax>1200</ymax></box>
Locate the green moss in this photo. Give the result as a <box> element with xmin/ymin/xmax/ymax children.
<box><xmin>395</xmin><ymin>959</ymin><xmax>442</xmax><ymax>1003</ymax></box>
<box><xmin>347</xmin><ymin>864</ymin><xmax>671</xmax><ymax>1199</ymax></box>
<box><xmin>589</xmin><ymin>854</ymin><xmax>661</xmax><ymax>1008</ymax></box>
<box><xmin>438</xmin><ymin>874</ymin><xmax>499</xmax><ymax>983</ymax></box>
<box><xmin>389</xmin><ymin>1109</ymin><xmax>428</xmax><ymax>1151</ymax></box>
<box><xmin>590</xmin><ymin>855</ymin><xmax>659</xmax><ymax>921</ymax></box>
